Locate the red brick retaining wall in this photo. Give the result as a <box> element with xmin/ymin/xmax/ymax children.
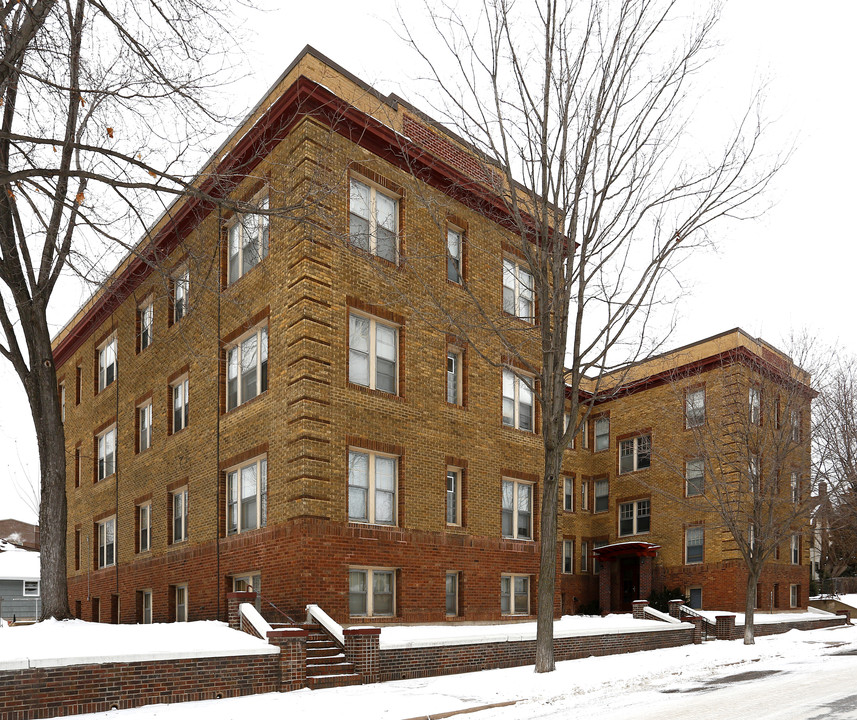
<box><xmin>0</xmin><ymin>652</ymin><xmax>279</xmax><ymax>720</ymax></box>
<box><xmin>377</xmin><ymin>626</ymin><xmax>694</xmax><ymax>681</ymax></box>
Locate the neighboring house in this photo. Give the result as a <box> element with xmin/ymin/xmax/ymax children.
<box><xmin>0</xmin><ymin>548</ymin><xmax>40</xmax><ymax>622</ymax></box>
<box><xmin>0</xmin><ymin>518</ymin><xmax>40</xmax><ymax>551</ymax></box>
<box><xmin>53</xmin><ymin>47</ymin><xmax>812</xmax><ymax>625</ymax></box>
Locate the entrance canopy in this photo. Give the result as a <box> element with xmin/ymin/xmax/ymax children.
<box><xmin>593</xmin><ymin>541</ymin><xmax>660</xmax><ymax>561</ymax></box>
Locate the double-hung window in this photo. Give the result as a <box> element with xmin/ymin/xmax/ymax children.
<box><xmin>500</xmin><ymin>574</ymin><xmax>529</xmax><ymax>615</ymax></box>
<box><xmin>172</xmin><ymin>377</ymin><xmax>189</xmax><ymax>432</ymax></box>
<box><xmin>619</xmin><ymin>435</ymin><xmax>651</xmax><ymax>474</ymax></box>
<box><xmin>141</xmin><ymin>590</ymin><xmax>152</xmax><ymax>624</ymax></box>
<box><xmin>594</xmin><ymin>478</ymin><xmax>609</xmax><ymax>513</ymax></box>
<box><xmin>138</xmin><ymin>402</ymin><xmax>152</xmax><ymax>453</ymax></box>
<box><xmin>228</xmin><ymin>194</ymin><xmax>269</xmax><ymax>283</ymax></box>
<box><xmin>349</xmin><ymin>178</ymin><xmax>398</xmax><ymax>263</ymax></box>
<box><xmin>97</xmin><ymin>427</ymin><xmax>116</xmax><ymax>481</ymax></box>
<box><xmin>445</xmin><ymin>572</ymin><xmax>459</xmax><ymax>616</ymax></box>
<box><xmin>685</xmin><ymin>527</ymin><xmax>704</xmax><ymax>564</ymax></box>
<box><xmin>581</xmin><ymin>481</ymin><xmax>589</xmax><ymax>511</ymax></box>
<box><xmin>619</xmin><ymin>499</ymin><xmax>650</xmax><ymax>536</ymax></box>
<box><xmin>226</xmin><ymin>325</ymin><xmax>268</xmax><ymax>410</ymax></box>
<box><xmin>791</xmin><ymin>534</ymin><xmax>800</xmax><ymax>564</ymax></box>
<box><xmin>447</xmin><ymin>227</ymin><xmax>463</xmax><ymax>283</ymax></box>
<box><xmin>502</xmin><ymin>369</ymin><xmax>533</xmax><ymax>432</ymax></box>
<box><xmin>502</xmin><ymin>258</ymin><xmax>533</xmax><ymax>320</ymax></box>
<box><xmin>59</xmin><ymin>382</ymin><xmax>65</xmax><ymax>422</ymax></box>
<box><xmin>580</xmin><ymin>540</ymin><xmax>589</xmax><ymax>572</ymax></box>
<box><xmin>562</xmin><ymin>540</ymin><xmax>574</xmax><ymax>574</ymax></box>
<box><xmin>447</xmin><ymin>348</ymin><xmax>462</xmax><ymax>405</ymax></box>
<box><xmin>348</xmin><ymin>450</ymin><xmax>396</xmax><ymax>525</ymax></box>
<box><xmin>172</xmin><ymin>488</ymin><xmax>188</xmax><ymax>543</ymax></box>
<box><xmin>139</xmin><ymin>302</ymin><xmax>153</xmax><ymax>352</ymax></box>
<box><xmin>748</xmin><ymin>454</ymin><xmax>760</xmax><ymax>493</ymax></box>
<box><xmin>173</xmin><ymin>267</ymin><xmax>189</xmax><ymax>323</ymax></box>
<box><xmin>790</xmin><ymin>410</ymin><xmax>800</xmax><ymax>442</ymax></box>
<box><xmin>226</xmin><ymin>457</ymin><xmax>267</xmax><ymax>535</ymax></box>
<box><xmin>749</xmin><ymin>386</ymin><xmax>761</xmax><ymax>425</ymax></box>
<box><xmin>563</xmin><ymin>477</ymin><xmax>574</xmax><ymax>511</ymax></box>
<box><xmin>98</xmin><ymin>336</ymin><xmax>117</xmax><ymax>391</ymax></box>
<box><xmin>98</xmin><ymin>517</ymin><xmax>115</xmax><ymax>568</ymax></box>
<box><xmin>23</xmin><ymin>580</ymin><xmax>39</xmax><ymax>596</ymax></box>
<box><xmin>175</xmin><ymin>585</ymin><xmax>188</xmax><ymax>622</ymax></box>
<box><xmin>446</xmin><ymin>468</ymin><xmax>462</xmax><ymax>526</ymax></box>
<box><xmin>685</xmin><ymin>459</ymin><xmax>704</xmax><ymax>497</ymax></box>
<box><xmin>349</xmin><ymin>313</ymin><xmax>397</xmax><ymax>394</ymax></box>
<box><xmin>501</xmin><ymin>478</ymin><xmax>532</xmax><ymax>540</ymax></box>
<box><xmin>790</xmin><ymin>584</ymin><xmax>800</xmax><ymax>608</ymax></box>
<box><xmin>685</xmin><ymin>388</ymin><xmax>705</xmax><ymax>428</ymax></box>
<box><xmin>138</xmin><ymin>503</ymin><xmax>151</xmax><ymax>553</ymax></box>
<box><xmin>594</xmin><ymin>416</ymin><xmax>609</xmax><ymax>451</ymax></box>
<box><xmin>349</xmin><ymin>568</ymin><xmax>394</xmax><ymax>617</ymax></box>
<box><xmin>790</xmin><ymin>472</ymin><xmax>800</xmax><ymax>504</ymax></box>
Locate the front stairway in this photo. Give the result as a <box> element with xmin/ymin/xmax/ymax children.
<box><xmin>303</xmin><ymin>624</ymin><xmax>361</xmax><ymax>689</ymax></box>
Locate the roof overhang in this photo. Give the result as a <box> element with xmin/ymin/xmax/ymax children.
<box><xmin>593</xmin><ymin>541</ymin><xmax>661</xmax><ymax>560</ymax></box>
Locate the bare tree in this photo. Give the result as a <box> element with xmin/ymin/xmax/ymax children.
<box><xmin>0</xmin><ymin>0</ymin><xmax>255</xmax><ymax>620</ymax></box>
<box><xmin>387</xmin><ymin>0</ymin><xmax>785</xmax><ymax>670</ymax></box>
<box><xmin>667</xmin><ymin>342</ymin><xmax>815</xmax><ymax>644</ymax></box>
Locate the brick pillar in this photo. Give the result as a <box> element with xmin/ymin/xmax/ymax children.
<box><xmin>639</xmin><ymin>556</ymin><xmax>653</xmax><ymax>600</ymax></box>
<box><xmin>343</xmin><ymin>627</ymin><xmax>381</xmax><ymax>683</ymax></box>
<box><xmin>599</xmin><ymin>564</ymin><xmax>612</xmax><ymax>616</ymax></box>
<box><xmin>836</xmin><ymin>609</ymin><xmax>852</xmax><ymax>625</ymax></box>
<box><xmin>632</xmin><ymin>600</ymin><xmax>648</xmax><ymax>620</ymax></box>
<box><xmin>267</xmin><ymin>628</ymin><xmax>309</xmax><ymax>692</ymax></box>
<box><xmin>687</xmin><ymin>616</ymin><xmax>703</xmax><ymax>644</ymax></box>
<box><xmin>715</xmin><ymin>615</ymin><xmax>736</xmax><ymax>641</ymax></box>
<box><xmin>668</xmin><ymin>598</ymin><xmax>684</xmax><ymax>619</ymax></box>
<box><xmin>226</xmin><ymin>591</ymin><xmax>257</xmax><ymax>631</ymax></box>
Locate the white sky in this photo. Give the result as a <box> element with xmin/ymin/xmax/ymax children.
<box><xmin>1</xmin><ymin>0</ymin><xmax>855</xmax><ymax>523</ymax></box>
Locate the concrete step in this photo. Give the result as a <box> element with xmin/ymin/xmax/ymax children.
<box><xmin>306</xmin><ymin>661</ymin><xmax>355</xmax><ymax>676</ymax></box>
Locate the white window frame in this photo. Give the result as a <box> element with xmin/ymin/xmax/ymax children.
<box><xmin>141</xmin><ymin>589</ymin><xmax>152</xmax><ymax>624</ymax></box>
<box><xmin>59</xmin><ymin>382</ymin><xmax>65</xmax><ymax>422</ymax></box>
<box><xmin>581</xmin><ymin>480</ymin><xmax>589</xmax><ymax>511</ymax></box>
<box><xmin>226</xmin><ymin>324</ymin><xmax>268</xmax><ymax>411</ymax></box>
<box><xmin>500</xmin><ymin>574</ymin><xmax>530</xmax><ymax>616</ymax></box>
<box><xmin>791</xmin><ymin>534</ymin><xmax>800</xmax><ymax>564</ymax></box>
<box><xmin>348</xmin><ymin>449</ymin><xmax>397</xmax><ymax>526</ymax></box>
<box><xmin>619</xmin><ymin>499</ymin><xmax>651</xmax><ymax>536</ymax></box>
<box><xmin>789</xmin><ymin>584</ymin><xmax>799</xmax><ymax>608</ymax></box>
<box><xmin>581</xmin><ymin>418</ymin><xmax>589</xmax><ymax>449</ymax></box>
<box><xmin>580</xmin><ymin>540</ymin><xmax>589</xmax><ymax>573</ymax></box>
<box><xmin>447</xmin><ymin>226</ymin><xmax>463</xmax><ymax>283</ymax></box>
<box><xmin>685</xmin><ymin>388</ymin><xmax>705</xmax><ymax>428</ymax></box>
<box><xmin>749</xmin><ymin>386</ymin><xmax>761</xmax><ymax>425</ymax></box>
<box><xmin>685</xmin><ymin>526</ymin><xmax>704</xmax><ymax>564</ymax></box>
<box><xmin>445</xmin><ymin>571</ymin><xmax>459</xmax><ymax>616</ymax></box>
<box><xmin>227</xmin><ymin>192</ymin><xmax>269</xmax><ymax>284</ymax></box>
<box><xmin>226</xmin><ymin>456</ymin><xmax>268</xmax><ymax>535</ymax></box>
<box><xmin>138</xmin><ymin>402</ymin><xmax>152</xmax><ymax>453</ymax></box>
<box><xmin>502</xmin><ymin>258</ymin><xmax>534</xmax><ymax>321</ymax></box>
<box><xmin>501</xmin><ymin>478</ymin><xmax>533</xmax><ymax>540</ymax></box>
<box><xmin>23</xmin><ymin>580</ymin><xmax>39</xmax><ymax>597</ymax></box>
<box><xmin>139</xmin><ymin>301</ymin><xmax>154</xmax><ymax>351</ymax></box>
<box><xmin>171</xmin><ymin>376</ymin><xmax>189</xmax><ymax>433</ymax></box>
<box><xmin>98</xmin><ymin>516</ymin><xmax>116</xmax><ymax>568</ymax></box>
<box><xmin>348</xmin><ymin>312</ymin><xmax>398</xmax><ymax>394</ymax></box>
<box><xmin>175</xmin><ymin>584</ymin><xmax>188</xmax><ymax>622</ymax></box>
<box><xmin>685</xmin><ymin>459</ymin><xmax>704</xmax><ymax>497</ymax></box>
<box><xmin>97</xmin><ymin>426</ymin><xmax>116</xmax><ymax>481</ymax></box>
<box><xmin>502</xmin><ymin>368</ymin><xmax>534</xmax><ymax>432</ymax></box>
<box><xmin>348</xmin><ymin>567</ymin><xmax>395</xmax><ymax>617</ymax></box>
<box><xmin>173</xmin><ymin>267</ymin><xmax>189</xmax><ymax>323</ymax></box>
<box><xmin>790</xmin><ymin>410</ymin><xmax>800</xmax><ymax>442</ymax></box>
<box><xmin>349</xmin><ymin>177</ymin><xmax>399</xmax><ymax>263</ymax></box>
<box><xmin>594</xmin><ymin>416</ymin><xmax>609</xmax><ymax>451</ymax></box>
<box><xmin>138</xmin><ymin>502</ymin><xmax>151</xmax><ymax>553</ymax></box>
<box><xmin>562</xmin><ymin>539</ymin><xmax>574</xmax><ymax>574</ymax></box>
<box><xmin>619</xmin><ymin>435</ymin><xmax>651</xmax><ymax>474</ymax></box>
<box><xmin>172</xmin><ymin>487</ymin><xmax>188</xmax><ymax>544</ymax></box>
<box><xmin>748</xmin><ymin>454</ymin><xmax>760</xmax><ymax>493</ymax></box>
<box><xmin>790</xmin><ymin>472</ymin><xmax>800</xmax><ymax>504</ymax></box>
<box><xmin>446</xmin><ymin>347</ymin><xmax>463</xmax><ymax>405</ymax></box>
<box><xmin>233</xmin><ymin>573</ymin><xmax>261</xmax><ymax>593</ymax></box>
<box><xmin>446</xmin><ymin>467</ymin><xmax>462</xmax><ymax>526</ymax></box>
<box><xmin>563</xmin><ymin>477</ymin><xmax>574</xmax><ymax>512</ymax></box>
<box><xmin>594</xmin><ymin>478</ymin><xmax>609</xmax><ymax>513</ymax></box>
<box><xmin>98</xmin><ymin>335</ymin><xmax>117</xmax><ymax>391</ymax></box>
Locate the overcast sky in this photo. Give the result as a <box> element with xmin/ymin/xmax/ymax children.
<box><xmin>1</xmin><ymin>0</ymin><xmax>855</xmax><ymax>525</ymax></box>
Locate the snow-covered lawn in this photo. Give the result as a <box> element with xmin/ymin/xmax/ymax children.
<box><xmin>0</xmin><ymin>618</ymin><xmax>275</xmax><ymax>670</ymax></box>
<box><xmin>44</xmin><ymin>620</ymin><xmax>855</xmax><ymax>720</ymax></box>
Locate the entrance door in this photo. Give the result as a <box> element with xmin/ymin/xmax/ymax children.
<box><xmin>619</xmin><ymin>557</ymin><xmax>640</xmax><ymax>611</ymax></box>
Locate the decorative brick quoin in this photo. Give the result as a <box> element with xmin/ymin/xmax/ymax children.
<box><xmin>54</xmin><ymin>45</ymin><xmax>813</xmax><ymax>630</ymax></box>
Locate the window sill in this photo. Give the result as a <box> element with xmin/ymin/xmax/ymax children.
<box><xmin>348</xmin><ymin>520</ymin><xmax>398</xmax><ymax>529</ymax></box>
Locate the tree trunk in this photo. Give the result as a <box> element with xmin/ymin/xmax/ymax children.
<box><xmin>534</xmin><ymin>444</ymin><xmax>562</xmax><ymax>672</ymax></box>
<box><xmin>743</xmin><ymin>570</ymin><xmax>758</xmax><ymax>645</ymax></box>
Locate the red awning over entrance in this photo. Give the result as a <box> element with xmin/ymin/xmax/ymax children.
<box><xmin>593</xmin><ymin>541</ymin><xmax>661</xmax><ymax>561</ymax></box>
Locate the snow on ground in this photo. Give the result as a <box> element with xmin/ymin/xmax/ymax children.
<box><xmin>379</xmin><ymin>613</ymin><xmax>675</xmax><ymax>649</ymax></box>
<box><xmin>694</xmin><ymin>609</ymin><xmax>837</xmax><ymax>625</ymax></box>
<box><xmin>0</xmin><ymin>619</ymin><xmax>276</xmax><ymax>670</ymax></box>
<box><xmin>57</xmin><ymin>621</ymin><xmax>857</xmax><ymax>720</ymax></box>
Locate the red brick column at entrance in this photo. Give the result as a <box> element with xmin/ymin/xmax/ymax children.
<box><xmin>599</xmin><ymin>564</ymin><xmax>612</xmax><ymax>615</ymax></box>
<box><xmin>668</xmin><ymin>598</ymin><xmax>684</xmax><ymax>619</ymax></box>
<box><xmin>267</xmin><ymin>628</ymin><xmax>309</xmax><ymax>692</ymax></box>
<box><xmin>687</xmin><ymin>616</ymin><xmax>703</xmax><ymax>644</ymax></box>
<box><xmin>226</xmin><ymin>591</ymin><xmax>257</xmax><ymax>631</ymax></box>
<box><xmin>632</xmin><ymin>600</ymin><xmax>648</xmax><ymax>620</ymax></box>
<box><xmin>715</xmin><ymin>615</ymin><xmax>736</xmax><ymax>641</ymax></box>
<box><xmin>639</xmin><ymin>556</ymin><xmax>653</xmax><ymax>599</ymax></box>
<box><xmin>344</xmin><ymin>627</ymin><xmax>381</xmax><ymax>683</ymax></box>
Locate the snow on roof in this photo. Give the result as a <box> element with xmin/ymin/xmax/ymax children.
<box><xmin>0</xmin><ymin>549</ymin><xmax>39</xmax><ymax>580</ymax></box>
<box><xmin>0</xmin><ymin>619</ymin><xmax>277</xmax><ymax>671</ymax></box>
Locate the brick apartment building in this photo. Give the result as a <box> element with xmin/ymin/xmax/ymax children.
<box><xmin>52</xmin><ymin>47</ymin><xmax>812</xmax><ymax>626</ymax></box>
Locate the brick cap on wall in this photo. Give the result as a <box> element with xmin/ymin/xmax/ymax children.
<box><xmin>344</xmin><ymin>627</ymin><xmax>382</xmax><ymax>636</ymax></box>
<box><xmin>268</xmin><ymin>629</ymin><xmax>310</xmax><ymax>639</ymax></box>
